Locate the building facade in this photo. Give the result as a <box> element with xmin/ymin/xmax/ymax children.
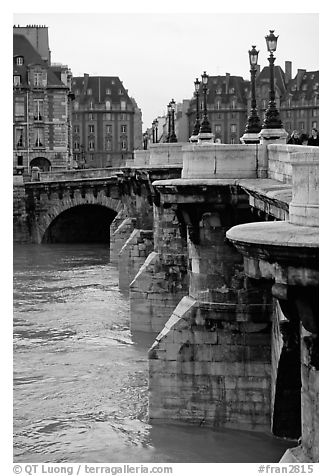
<box><xmin>71</xmin><ymin>74</ymin><xmax>142</xmax><ymax>168</ymax></box>
<box><xmin>186</xmin><ymin>62</ymin><xmax>319</xmax><ymax>144</ymax></box>
<box><xmin>13</xmin><ymin>26</ymin><xmax>73</xmax><ymax>174</ymax></box>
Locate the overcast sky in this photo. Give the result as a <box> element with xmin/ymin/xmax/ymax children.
<box><xmin>12</xmin><ymin>9</ymin><xmax>319</xmax><ymax>129</ymax></box>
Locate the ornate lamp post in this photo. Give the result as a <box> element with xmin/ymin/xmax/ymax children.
<box><xmin>190</xmin><ymin>78</ymin><xmax>201</xmax><ymax>142</ymax></box>
<box><xmin>166</xmin><ymin>102</ymin><xmax>172</xmax><ymax>142</ymax></box>
<box><xmin>154</xmin><ymin>119</ymin><xmax>159</xmax><ymax>143</ymax></box>
<box><xmin>198</xmin><ymin>71</ymin><xmax>214</xmax><ymax>142</ymax></box>
<box><xmin>262</xmin><ymin>30</ymin><xmax>283</xmax><ymax>129</ymax></box>
<box><xmin>199</xmin><ymin>71</ymin><xmax>212</xmax><ymax>135</ymax></box>
<box><xmin>244</xmin><ymin>46</ymin><xmax>261</xmax><ymax>137</ymax></box>
<box><xmin>143</xmin><ymin>132</ymin><xmax>148</xmax><ymax>150</ymax></box>
<box><xmin>169</xmin><ymin>98</ymin><xmax>177</xmax><ymax>143</ymax></box>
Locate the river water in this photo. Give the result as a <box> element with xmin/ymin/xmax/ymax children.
<box><xmin>13</xmin><ymin>244</ymin><xmax>293</xmax><ymax>463</ymax></box>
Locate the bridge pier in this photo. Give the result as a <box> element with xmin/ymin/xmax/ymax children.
<box><xmin>148</xmin><ymin>182</ymin><xmax>273</xmax><ymax>430</ymax></box>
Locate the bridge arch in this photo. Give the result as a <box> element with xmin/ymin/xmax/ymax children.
<box><xmin>30</xmin><ymin>157</ymin><xmax>51</xmax><ymax>172</ymax></box>
<box><xmin>34</xmin><ymin>193</ymin><xmax>124</xmax><ymax>244</ymax></box>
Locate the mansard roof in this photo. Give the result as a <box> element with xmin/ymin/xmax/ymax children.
<box><xmin>72</xmin><ymin>75</ymin><xmax>134</xmax><ymax>105</ymax></box>
<box><xmin>256</xmin><ymin>65</ymin><xmax>287</xmax><ymax>94</ymax></box>
<box><xmin>284</xmin><ymin>70</ymin><xmax>319</xmax><ymax>101</ymax></box>
<box><xmin>13</xmin><ymin>34</ymin><xmax>64</xmax><ymax>87</ymax></box>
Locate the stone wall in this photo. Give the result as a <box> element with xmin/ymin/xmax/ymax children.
<box><xmin>149</xmin><ymin>296</ymin><xmax>272</xmax><ymax>431</ymax></box>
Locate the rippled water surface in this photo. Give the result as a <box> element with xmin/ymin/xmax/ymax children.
<box><xmin>13</xmin><ymin>244</ymin><xmax>293</xmax><ymax>463</ymax></box>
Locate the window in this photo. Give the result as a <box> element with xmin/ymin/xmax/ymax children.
<box><xmin>34</xmin><ymin>129</ymin><xmax>44</xmax><ymax>147</ymax></box>
<box><xmin>121</xmin><ymin>140</ymin><xmax>127</xmax><ymax>150</ymax></box>
<box><xmin>106</xmin><ymin>125</ymin><xmax>112</xmax><ymax>134</ymax></box>
<box><xmin>121</xmin><ymin>125</ymin><xmax>127</xmax><ymax>133</ymax></box>
<box><xmin>33</xmin><ymin>99</ymin><xmax>44</xmax><ymax>121</ymax></box>
<box><xmin>216</xmin><ymin>101</ymin><xmax>221</xmax><ymax>110</ymax></box>
<box><xmin>302</xmin><ymin>84</ymin><xmax>308</xmax><ymax>91</ymax></box>
<box><xmin>16</xmin><ymin>56</ymin><xmax>24</xmax><ymax>66</ymax></box>
<box><xmin>105</xmin><ymin>139</ymin><xmax>112</xmax><ymax>150</ymax></box>
<box><xmin>74</xmin><ymin>141</ymin><xmax>80</xmax><ymax>150</ymax></box>
<box><xmin>33</xmin><ymin>72</ymin><xmax>43</xmax><ymax>87</ymax></box>
<box><xmin>87</xmin><ymin>89</ymin><xmax>92</xmax><ymax>95</ymax></box>
<box><xmin>88</xmin><ymin>113</ymin><xmax>94</xmax><ymax>121</ymax></box>
<box><xmin>216</xmin><ymin>88</ymin><xmax>222</xmax><ymax>95</ymax></box>
<box><xmin>229</xmin><ymin>87</ymin><xmax>235</xmax><ymax>94</ymax></box>
<box><xmin>312</xmin><ymin>121</ymin><xmax>317</xmax><ymax>129</ymax></box>
<box><xmin>17</xmin><ymin>155</ymin><xmax>23</xmax><ymax>166</ymax></box>
<box><xmin>120</xmin><ymin>100</ymin><xmax>126</xmax><ymax>110</ymax></box>
<box><xmin>88</xmin><ymin>140</ymin><xmax>95</xmax><ymax>150</ymax></box>
<box><xmin>120</xmin><ymin>113</ymin><xmax>127</xmax><ymax>120</ymax></box>
<box><xmin>106</xmin><ymin>88</ymin><xmax>111</xmax><ymax>95</ymax></box>
<box><xmin>104</xmin><ymin>113</ymin><xmax>111</xmax><ymax>120</ymax></box>
<box><xmin>118</xmin><ymin>89</ymin><xmax>123</xmax><ymax>95</ymax></box>
<box><xmin>231</xmin><ymin>124</ymin><xmax>237</xmax><ymax>133</ymax></box>
<box><xmin>230</xmin><ymin>138</ymin><xmax>235</xmax><ymax>144</ymax></box>
<box><xmin>215</xmin><ymin>125</ymin><xmax>221</xmax><ymax>133</ymax></box>
<box><xmin>89</xmin><ymin>101</ymin><xmax>93</xmax><ymax>109</ymax></box>
<box><xmin>14</xmin><ymin>98</ymin><xmax>25</xmax><ymax>118</ymax></box>
<box><xmin>300</xmin><ymin>110</ymin><xmax>305</xmax><ymax>118</ymax></box>
<box><xmin>262</xmin><ymin>100</ymin><xmax>267</xmax><ymax>109</ymax></box>
<box><xmin>105</xmin><ymin>100</ymin><xmax>111</xmax><ymax>110</ymax></box>
<box><xmin>231</xmin><ymin>100</ymin><xmax>236</xmax><ymax>109</ymax></box>
<box><xmin>74</xmin><ymin>101</ymin><xmax>79</xmax><ymax>111</ymax></box>
<box><xmin>75</xmin><ymin>89</ymin><xmax>80</xmax><ymax>96</ymax></box>
<box><xmin>13</xmin><ymin>75</ymin><xmax>21</xmax><ymax>87</ymax></box>
<box><xmin>286</xmin><ymin>110</ymin><xmax>292</xmax><ymax>118</ymax></box>
<box><xmin>15</xmin><ymin>128</ymin><xmax>24</xmax><ymax>148</ymax></box>
<box><xmin>312</xmin><ymin>109</ymin><xmax>318</xmax><ymax>117</ymax></box>
<box><xmin>299</xmin><ymin>122</ymin><xmax>305</xmax><ymax>130</ymax></box>
<box><xmin>74</xmin><ymin>125</ymin><xmax>80</xmax><ymax>134</ymax></box>
<box><xmin>88</xmin><ymin>125</ymin><xmax>95</xmax><ymax>133</ymax></box>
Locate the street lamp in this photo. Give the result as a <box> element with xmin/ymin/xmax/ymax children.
<box><xmin>169</xmin><ymin>98</ymin><xmax>177</xmax><ymax>143</ymax></box>
<box><xmin>152</xmin><ymin>120</ymin><xmax>156</xmax><ymax>143</ymax></box>
<box><xmin>166</xmin><ymin>102</ymin><xmax>172</xmax><ymax>142</ymax></box>
<box><xmin>262</xmin><ymin>30</ymin><xmax>283</xmax><ymax>129</ymax></box>
<box><xmin>190</xmin><ymin>78</ymin><xmax>201</xmax><ymax>141</ymax></box>
<box><xmin>143</xmin><ymin>132</ymin><xmax>148</xmax><ymax>150</ymax></box>
<box><xmin>199</xmin><ymin>71</ymin><xmax>212</xmax><ymax>135</ymax></box>
<box><xmin>244</xmin><ymin>45</ymin><xmax>261</xmax><ymax>137</ymax></box>
<box><xmin>152</xmin><ymin>119</ymin><xmax>159</xmax><ymax>143</ymax></box>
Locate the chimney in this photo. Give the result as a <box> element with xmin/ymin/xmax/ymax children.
<box><xmin>296</xmin><ymin>69</ymin><xmax>306</xmax><ymax>91</ymax></box>
<box><xmin>285</xmin><ymin>61</ymin><xmax>292</xmax><ymax>84</ymax></box>
<box><xmin>225</xmin><ymin>73</ymin><xmax>230</xmax><ymax>94</ymax></box>
<box><xmin>83</xmin><ymin>73</ymin><xmax>89</xmax><ymax>93</ymax></box>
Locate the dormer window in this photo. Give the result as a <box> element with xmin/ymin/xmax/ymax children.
<box><xmin>87</xmin><ymin>89</ymin><xmax>92</xmax><ymax>95</ymax></box>
<box><xmin>13</xmin><ymin>75</ymin><xmax>21</xmax><ymax>87</ymax></box>
<box><xmin>120</xmin><ymin>100</ymin><xmax>126</xmax><ymax>111</ymax></box>
<box><xmin>106</xmin><ymin>88</ymin><xmax>111</xmax><ymax>95</ymax></box>
<box><xmin>33</xmin><ymin>72</ymin><xmax>44</xmax><ymax>87</ymax></box>
<box><xmin>118</xmin><ymin>89</ymin><xmax>123</xmax><ymax>95</ymax></box>
<box><xmin>16</xmin><ymin>56</ymin><xmax>24</xmax><ymax>66</ymax></box>
<box><xmin>302</xmin><ymin>84</ymin><xmax>308</xmax><ymax>91</ymax></box>
<box><xmin>229</xmin><ymin>87</ymin><xmax>235</xmax><ymax>94</ymax></box>
<box><xmin>105</xmin><ymin>100</ymin><xmax>111</xmax><ymax>110</ymax></box>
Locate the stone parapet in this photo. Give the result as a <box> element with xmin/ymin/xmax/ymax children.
<box><xmin>181</xmin><ymin>143</ymin><xmax>266</xmax><ymax>179</ymax></box>
<box><xmin>289</xmin><ymin>151</ymin><xmax>319</xmax><ymax>227</ymax></box>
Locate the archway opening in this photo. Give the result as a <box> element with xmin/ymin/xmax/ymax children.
<box><xmin>42</xmin><ymin>204</ymin><xmax>117</xmax><ymax>243</ymax></box>
<box><xmin>30</xmin><ymin>157</ymin><xmax>51</xmax><ymax>172</ymax></box>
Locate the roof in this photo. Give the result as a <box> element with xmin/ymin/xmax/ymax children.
<box><xmin>285</xmin><ymin>71</ymin><xmax>319</xmax><ymax>101</ymax></box>
<box><xmin>13</xmin><ymin>34</ymin><xmax>64</xmax><ymax>87</ymax></box>
<box><xmin>72</xmin><ymin>75</ymin><xmax>133</xmax><ymax>105</ymax></box>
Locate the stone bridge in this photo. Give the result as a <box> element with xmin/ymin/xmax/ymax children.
<box><xmin>13</xmin><ymin>140</ymin><xmax>319</xmax><ymax>463</ymax></box>
<box><xmin>13</xmin><ymin>158</ymin><xmax>182</xmax><ymax>244</ymax></box>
